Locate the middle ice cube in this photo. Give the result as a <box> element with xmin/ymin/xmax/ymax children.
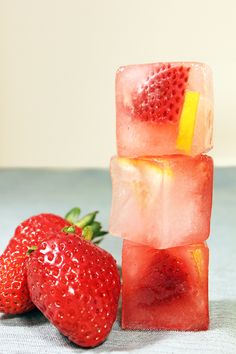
<box><xmin>109</xmin><ymin>154</ymin><xmax>213</xmax><ymax>249</ymax></box>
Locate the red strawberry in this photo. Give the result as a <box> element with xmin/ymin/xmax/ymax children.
<box><xmin>0</xmin><ymin>213</ymin><xmax>80</xmax><ymax>314</ymax></box>
<box><xmin>132</xmin><ymin>64</ymin><xmax>190</xmax><ymax>123</ymax></box>
<box><xmin>26</xmin><ymin>229</ymin><xmax>121</xmax><ymax>348</ymax></box>
<box><xmin>0</xmin><ymin>208</ymin><xmax>107</xmax><ymax>315</ymax></box>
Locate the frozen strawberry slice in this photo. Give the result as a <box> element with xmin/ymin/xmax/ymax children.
<box><xmin>122</xmin><ymin>240</ymin><xmax>209</xmax><ymax>331</ymax></box>
<box><xmin>137</xmin><ymin>251</ymin><xmax>189</xmax><ymax>304</ymax></box>
<box><xmin>116</xmin><ymin>62</ymin><xmax>213</xmax><ymax>157</ymax></box>
<box><xmin>132</xmin><ymin>64</ymin><xmax>190</xmax><ymax>123</ymax></box>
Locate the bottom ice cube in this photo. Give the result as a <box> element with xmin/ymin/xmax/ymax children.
<box><xmin>122</xmin><ymin>240</ymin><xmax>209</xmax><ymax>331</ymax></box>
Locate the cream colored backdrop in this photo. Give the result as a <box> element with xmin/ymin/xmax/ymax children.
<box><xmin>0</xmin><ymin>0</ymin><xmax>235</xmax><ymax>168</ymax></box>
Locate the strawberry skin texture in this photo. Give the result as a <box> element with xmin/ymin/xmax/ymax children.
<box><xmin>0</xmin><ymin>214</ymin><xmax>81</xmax><ymax>314</ymax></box>
<box><xmin>132</xmin><ymin>64</ymin><xmax>190</xmax><ymax>123</ymax></box>
<box><xmin>26</xmin><ymin>233</ymin><xmax>121</xmax><ymax>348</ymax></box>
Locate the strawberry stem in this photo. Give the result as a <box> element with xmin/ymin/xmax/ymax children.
<box><xmin>65</xmin><ymin>207</ymin><xmax>81</xmax><ymax>224</ymax></box>
<box><xmin>64</xmin><ymin>208</ymin><xmax>108</xmax><ymax>245</ymax></box>
<box><xmin>62</xmin><ymin>225</ymin><xmax>76</xmax><ymax>234</ymax></box>
<box><xmin>76</xmin><ymin>211</ymin><xmax>98</xmax><ymax>228</ymax></box>
<box><xmin>82</xmin><ymin>226</ymin><xmax>93</xmax><ymax>241</ymax></box>
<box><xmin>89</xmin><ymin>221</ymin><xmax>102</xmax><ymax>234</ymax></box>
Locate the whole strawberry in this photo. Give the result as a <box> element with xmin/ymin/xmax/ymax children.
<box><xmin>26</xmin><ymin>228</ymin><xmax>121</xmax><ymax>348</ymax></box>
<box><xmin>0</xmin><ymin>208</ymin><xmax>106</xmax><ymax>315</ymax></box>
<box><xmin>0</xmin><ymin>213</ymin><xmax>80</xmax><ymax>314</ymax></box>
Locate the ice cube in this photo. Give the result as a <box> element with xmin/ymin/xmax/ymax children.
<box><xmin>116</xmin><ymin>62</ymin><xmax>213</xmax><ymax>157</ymax></box>
<box><xmin>122</xmin><ymin>240</ymin><xmax>209</xmax><ymax>331</ymax></box>
<box><xmin>109</xmin><ymin>155</ymin><xmax>213</xmax><ymax>249</ymax></box>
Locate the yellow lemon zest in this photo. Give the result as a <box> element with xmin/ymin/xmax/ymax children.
<box><xmin>192</xmin><ymin>248</ymin><xmax>203</xmax><ymax>277</ymax></box>
<box><xmin>176</xmin><ymin>91</ymin><xmax>200</xmax><ymax>154</ymax></box>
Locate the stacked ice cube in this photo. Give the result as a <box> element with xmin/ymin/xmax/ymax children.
<box><xmin>110</xmin><ymin>62</ymin><xmax>213</xmax><ymax>331</ymax></box>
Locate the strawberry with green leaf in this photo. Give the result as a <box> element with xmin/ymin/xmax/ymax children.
<box><xmin>0</xmin><ymin>207</ymin><xmax>107</xmax><ymax>314</ymax></box>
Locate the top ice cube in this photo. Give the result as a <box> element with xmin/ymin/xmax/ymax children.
<box><xmin>116</xmin><ymin>62</ymin><xmax>213</xmax><ymax>157</ymax></box>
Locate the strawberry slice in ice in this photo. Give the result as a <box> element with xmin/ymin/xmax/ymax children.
<box><xmin>132</xmin><ymin>64</ymin><xmax>190</xmax><ymax>123</ymax></box>
<box><xmin>122</xmin><ymin>240</ymin><xmax>209</xmax><ymax>331</ymax></box>
<box><xmin>116</xmin><ymin>62</ymin><xmax>213</xmax><ymax>157</ymax></box>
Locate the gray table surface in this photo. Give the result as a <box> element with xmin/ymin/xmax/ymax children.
<box><xmin>0</xmin><ymin>167</ymin><xmax>235</xmax><ymax>354</ymax></box>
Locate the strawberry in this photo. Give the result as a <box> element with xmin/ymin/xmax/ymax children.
<box><xmin>0</xmin><ymin>208</ymin><xmax>107</xmax><ymax>315</ymax></box>
<box><xmin>136</xmin><ymin>251</ymin><xmax>189</xmax><ymax>306</ymax></box>
<box><xmin>26</xmin><ymin>228</ymin><xmax>121</xmax><ymax>348</ymax></box>
<box><xmin>132</xmin><ymin>64</ymin><xmax>190</xmax><ymax>123</ymax></box>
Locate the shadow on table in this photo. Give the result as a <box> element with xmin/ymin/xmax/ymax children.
<box><xmin>210</xmin><ymin>299</ymin><xmax>236</xmax><ymax>336</ymax></box>
<box><xmin>89</xmin><ymin>307</ymin><xmax>167</xmax><ymax>352</ymax></box>
<box><xmin>93</xmin><ymin>299</ymin><xmax>236</xmax><ymax>352</ymax></box>
<box><xmin>51</xmin><ymin>306</ymin><xmax>167</xmax><ymax>352</ymax></box>
<box><xmin>0</xmin><ymin>308</ymin><xmax>47</xmax><ymax>327</ymax></box>
<box><xmin>1</xmin><ymin>300</ymin><xmax>235</xmax><ymax>352</ymax></box>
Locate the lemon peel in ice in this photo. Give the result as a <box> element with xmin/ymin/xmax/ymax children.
<box><xmin>176</xmin><ymin>91</ymin><xmax>200</xmax><ymax>154</ymax></box>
